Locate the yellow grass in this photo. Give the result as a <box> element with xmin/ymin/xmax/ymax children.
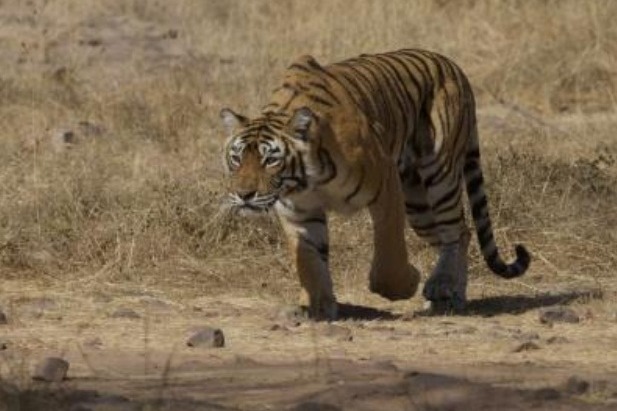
<box><xmin>0</xmin><ymin>0</ymin><xmax>615</xmax><ymax>303</ymax></box>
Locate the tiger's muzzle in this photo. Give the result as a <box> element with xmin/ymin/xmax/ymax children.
<box><xmin>228</xmin><ymin>190</ymin><xmax>279</xmax><ymax>214</ymax></box>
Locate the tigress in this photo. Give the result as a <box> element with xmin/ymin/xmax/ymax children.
<box><xmin>220</xmin><ymin>49</ymin><xmax>530</xmax><ymax>320</ymax></box>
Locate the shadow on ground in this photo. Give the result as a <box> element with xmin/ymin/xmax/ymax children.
<box><xmin>464</xmin><ymin>289</ymin><xmax>603</xmax><ymax>317</ymax></box>
<box><xmin>336</xmin><ymin>289</ymin><xmax>602</xmax><ymax>321</ymax></box>
<box><xmin>1</xmin><ymin>359</ymin><xmax>613</xmax><ymax>411</ymax></box>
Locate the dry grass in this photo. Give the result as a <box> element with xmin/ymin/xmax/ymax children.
<box><xmin>0</xmin><ymin>0</ymin><xmax>616</xmax><ymax>303</ymax></box>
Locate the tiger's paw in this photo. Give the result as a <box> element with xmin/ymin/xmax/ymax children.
<box><xmin>308</xmin><ymin>298</ymin><xmax>338</xmax><ymax>322</ymax></box>
<box><xmin>369</xmin><ymin>264</ymin><xmax>421</xmax><ymax>301</ymax></box>
<box><xmin>422</xmin><ymin>276</ymin><xmax>466</xmax><ymax>314</ymax></box>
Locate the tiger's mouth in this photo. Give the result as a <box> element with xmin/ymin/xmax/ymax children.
<box><xmin>228</xmin><ymin>192</ymin><xmax>278</xmax><ymax>214</ymax></box>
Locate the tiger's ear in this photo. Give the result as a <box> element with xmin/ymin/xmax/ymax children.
<box><xmin>220</xmin><ymin>108</ymin><xmax>249</xmax><ymax>136</ymax></box>
<box><xmin>288</xmin><ymin>107</ymin><xmax>314</xmax><ymax>141</ymax></box>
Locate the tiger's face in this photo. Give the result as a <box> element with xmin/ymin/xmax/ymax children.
<box><xmin>220</xmin><ymin>107</ymin><xmax>315</xmax><ymax>214</ymax></box>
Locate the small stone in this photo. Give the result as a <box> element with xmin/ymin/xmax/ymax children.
<box><xmin>512</xmin><ymin>341</ymin><xmax>541</xmax><ymax>353</ymax></box>
<box><xmin>0</xmin><ymin>341</ymin><xmax>7</xmax><ymax>350</ymax></box>
<box><xmin>564</xmin><ymin>376</ymin><xmax>590</xmax><ymax>395</ymax></box>
<box><xmin>539</xmin><ymin>307</ymin><xmax>580</xmax><ymax>324</ymax></box>
<box><xmin>273</xmin><ymin>305</ymin><xmax>309</xmax><ymax>326</ymax></box>
<box><xmin>109</xmin><ymin>308</ymin><xmax>141</xmax><ymax>319</ymax></box>
<box><xmin>51</xmin><ymin>129</ymin><xmax>75</xmax><ymax>151</ymax></box>
<box><xmin>83</xmin><ymin>337</ymin><xmax>103</xmax><ymax>349</ymax></box>
<box><xmin>0</xmin><ymin>311</ymin><xmax>7</xmax><ymax>324</ymax></box>
<box><xmin>269</xmin><ymin>323</ymin><xmax>291</xmax><ymax>332</ymax></box>
<box><xmin>32</xmin><ymin>357</ymin><xmax>69</xmax><ymax>382</ymax></box>
<box><xmin>186</xmin><ymin>327</ymin><xmax>225</xmax><ymax>348</ymax></box>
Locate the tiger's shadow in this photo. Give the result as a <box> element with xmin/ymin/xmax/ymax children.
<box><xmin>336</xmin><ymin>289</ymin><xmax>601</xmax><ymax>321</ymax></box>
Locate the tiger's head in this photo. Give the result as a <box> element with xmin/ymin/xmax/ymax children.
<box><xmin>220</xmin><ymin>107</ymin><xmax>319</xmax><ymax>214</ymax></box>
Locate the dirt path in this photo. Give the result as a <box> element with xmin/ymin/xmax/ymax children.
<box><xmin>1</xmin><ymin>280</ymin><xmax>616</xmax><ymax>410</ymax></box>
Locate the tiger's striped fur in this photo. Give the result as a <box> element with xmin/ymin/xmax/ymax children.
<box><xmin>221</xmin><ymin>49</ymin><xmax>530</xmax><ymax>320</ymax></box>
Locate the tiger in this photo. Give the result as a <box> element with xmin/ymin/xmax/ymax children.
<box><xmin>220</xmin><ymin>49</ymin><xmax>530</xmax><ymax>320</ymax></box>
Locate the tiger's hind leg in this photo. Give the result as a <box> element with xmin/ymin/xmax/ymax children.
<box><xmin>368</xmin><ymin>161</ymin><xmax>421</xmax><ymax>301</ymax></box>
<box><xmin>402</xmin><ymin>161</ymin><xmax>470</xmax><ymax>313</ymax></box>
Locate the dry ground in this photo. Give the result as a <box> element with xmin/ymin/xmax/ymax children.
<box><xmin>1</xmin><ymin>1</ymin><xmax>617</xmax><ymax>410</ymax></box>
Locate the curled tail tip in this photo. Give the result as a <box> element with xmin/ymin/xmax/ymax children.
<box><xmin>487</xmin><ymin>244</ymin><xmax>531</xmax><ymax>279</ymax></box>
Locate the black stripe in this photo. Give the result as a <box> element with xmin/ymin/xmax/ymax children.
<box><xmin>280</xmin><ymin>90</ymin><xmax>299</xmax><ymax>111</ymax></box>
<box><xmin>345</xmin><ymin>169</ymin><xmax>365</xmax><ymax>203</ymax></box>
<box><xmin>485</xmin><ymin>248</ymin><xmax>500</xmax><ymax>265</ymax></box>
<box><xmin>466</xmin><ymin>174</ymin><xmax>484</xmax><ymax>195</ymax></box>
<box><xmin>435</xmin><ymin>189</ymin><xmax>462</xmax><ymax>215</ymax></box>
<box><xmin>366</xmin><ymin>182</ymin><xmax>383</xmax><ymax>207</ymax></box>
<box><xmin>432</xmin><ymin>184</ymin><xmax>460</xmax><ymax>210</ymax></box>
<box><xmin>300</xmin><ymin>236</ymin><xmax>329</xmax><ymax>262</ymax></box>
<box><xmin>307</xmin><ymin>81</ymin><xmax>342</xmax><ymax>104</ymax></box>
<box><xmin>410</xmin><ymin>215</ymin><xmax>462</xmax><ymax>231</ymax></box>
<box><xmin>355</xmin><ymin>59</ymin><xmax>394</xmax><ymax>132</ymax></box>
<box><xmin>405</xmin><ymin>202</ymin><xmax>430</xmax><ymax>214</ymax></box>
<box><xmin>471</xmin><ymin>196</ymin><xmax>488</xmax><ymax>219</ymax></box>
<box><xmin>316</xmin><ymin>148</ymin><xmax>337</xmax><ymax>185</ymax></box>
<box><xmin>476</xmin><ymin>222</ymin><xmax>493</xmax><ymax>246</ymax></box>
<box><xmin>305</xmin><ymin>93</ymin><xmax>334</xmax><ymax>107</ymax></box>
<box><xmin>386</xmin><ymin>53</ymin><xmax>423</xmax><ymax>103</ymax></box>
<box><xmin>466</xmin><ymin>147</ymin><xmax>480</xmax><ymax>160</ymax></box>
<box><xmin>298</xmin><ymin>216</ymin><xmax>327</xmax><ymax>225</ymax></box>
<box><xmin>400</xmin><ymin>52</ymin><xmax>433</xmax><ymax>92</ymax></box>
<box><xmin>367</xmin><ymin>56</ymin><xmax>415</xmax><ymax>146</ymax></box>
<box><xmin>337</xmin><ymin>67</ymin><xmax>380</xmax><ymax>118</ymax></box>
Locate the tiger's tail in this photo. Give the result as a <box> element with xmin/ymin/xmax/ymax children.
<box><xmin>463</xmin><ymin>133</ymin><xmax>530</xmax><ymax>279</ymax></box>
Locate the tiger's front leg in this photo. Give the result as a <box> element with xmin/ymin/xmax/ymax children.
<box><xmin>276</xmin><ymin>205</ymin><xmax>337</xmax><ymax>321</ymax></box>
<box><xmin>368</xmin><ymin>162</ymin><xmax>421</xmax><ymax>301</ymax></box>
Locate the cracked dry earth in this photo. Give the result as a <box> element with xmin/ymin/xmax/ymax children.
<box><xmin>1</xmin><ymin>280</ymin><xmax>617</xmax><ymax>411</ymax></box>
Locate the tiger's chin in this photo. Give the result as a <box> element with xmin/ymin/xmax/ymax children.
<box><xmin>230</xmin><ymin>200</ymin><xmax>278</xmax><ymax>217</ymax></box>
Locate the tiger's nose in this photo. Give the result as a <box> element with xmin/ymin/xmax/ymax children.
<box><xmin>237</xmin><ymin>190</ymin><xmax>257</xmax><ymax>201</ymax></box>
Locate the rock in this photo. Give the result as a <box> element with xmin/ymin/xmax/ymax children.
<box><xmin>0</xmin><ymin>341</ymin><xmax>7</xmax><ymax>350</ymax></box>
<box><xmin>539</xmin><ymin>306</ymin><xmax>580</xmax><ymax>324</ymax></box>
<box><xmin>512</xmin><ymin>341</ymin><xmax>541</xmax><ymax>353</ymax></box>
<box><xmin>293</xmin><ymin>402</ymin><xmax>342</xmax><ymax>411</ymax></box>
<box><xmin>109</xmin><ymin>308</ymin><xmax>141</xmax><ymax>319</ymax></box>
<box><xmin>0</xmin><ymin>310</ymin><xmax>7</xmax><ymax>324</ymax></box>
<box><xmin>268</xmin><ymin>323</ymin><xmax>291</xmax><ymax>333</ymax></box>
<box><xmin>51</xmin><ymin>129</ymin><xmax>76</xmax><ymax>151</ymax></box>
<box><xmin>564</xmin><ymin>376</ymin><xmax>590</xmax><ymax>395</ymax></box>
<box><xmin>32</xmin><ymin>357</ymin><xmax>69</xmax><ymax>382</ymax></box>
<box><xmin>186</xmin><ymin>327</ymin><xmax>225</xmax><ymax>348</ymax></box>
<box><xmin>273</xmin><ymin>305</ymin><xmax>309</xmax><ymax>326</ymax></box>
